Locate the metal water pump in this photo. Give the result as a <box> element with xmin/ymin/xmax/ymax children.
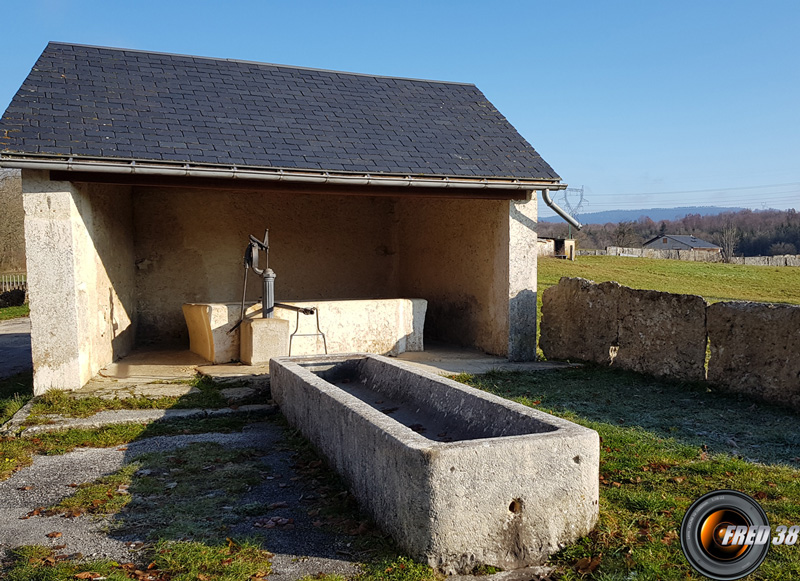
<box><xmin>246</xmin><ymin>230</ymin><xmax>275</xmax><ymax>319</ymax></box>
<box><xmin>229</xmin><ymin>229</ymin><xmax>327</xmax><ymax>356</ymax></box>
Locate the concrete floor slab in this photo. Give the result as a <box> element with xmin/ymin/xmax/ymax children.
<box><xmin>71</xmin><ymin>344</ymin><xmax>574</xmax><ymax>399</ymax></box>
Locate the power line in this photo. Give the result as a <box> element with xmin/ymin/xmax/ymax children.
<box><xmin>591</xmin><ymin>181</ymin><xmax>800</xmax><ymax>197</ymax></box>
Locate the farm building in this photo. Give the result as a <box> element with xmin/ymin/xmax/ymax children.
<box><xmin>643</xmin><ymin>235</ymin><xmax>721</xmax><ymax>252</ymax></box>
<box><xmin>0</xmin><ymin>42</ymin><xmax>567</xmax><ymax>394</ymax></box>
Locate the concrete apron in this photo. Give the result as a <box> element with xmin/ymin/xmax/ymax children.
<box><xmin>73</xmin><ymin>345</ymin><xmax>576</xmax><ymax>399</ymax></box>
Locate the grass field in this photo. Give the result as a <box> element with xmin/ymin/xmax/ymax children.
<box><xmin>538</xmin><ymin>255</ymin><xmax>800</xmax><ymax>305</ymax></box>
<box><xmin>0</xmin><ymin>304</ymin><xmax>28</xmax><ymax>321</ymax></box>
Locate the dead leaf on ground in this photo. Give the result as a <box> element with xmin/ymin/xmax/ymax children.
<box><xmin>17</xmin><ymin>485</ymin><xmax>33</xmax><ymax>491</ymax></box>
<box><xmin>74</xmin><ymin>572</ymin><xmax>103</xmax><ymax>579</ymax></box>
<box><xmin>46</xmin><ymin>531</ymin><xmax>63</xmax><ymax>538</ymax></box>
<box><xmin>661</xmin><ymin>530</ymin><xmax>679</xmax><ymax>545</ymax></box>
<box><xmin>576</xmin><ymin>554</ymin><xmax>602</xmax><ymax>574</ymax></box>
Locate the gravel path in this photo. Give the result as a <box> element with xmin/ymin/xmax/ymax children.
<box><xmin>0</xmin><ymin>421</ymin><xmax>362</xmax><ymax>579</ymax></box>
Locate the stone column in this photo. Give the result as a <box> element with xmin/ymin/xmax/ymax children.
<box><xmin>508</xmin><ymin>193</ymin><xmax>538</xmax><ymax>361</ymax></box>
<box><xmin>22</xmin><ymin>170</ymin><xmax>85</xmax><ymax>393</ymax></box>
<box><xmin>22</xmin><ymin>170</ymin><xmax>136</xmax><ymax>394</ymax></box>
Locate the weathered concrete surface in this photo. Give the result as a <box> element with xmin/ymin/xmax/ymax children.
<box><xmin>240</xmin><ymin>317</ymin><xmax>290</xmax><ymax>364</ymax></box>
<box><xmin>271</xmin><ymin>354</ymin><xmax>599</xmax><ymax>573</ymax></box>
<box><xmin>396</xmin><ymin>197</ymin><xmax>510</xmax><ymax>356</ymax></box>
<box><xmin>0</xmin><ymin>316</ymin><xmax>32</xmax><ymax>378</ymax></box>
<box><xmin>541</xmin><ymin>277</ymin><xmax>707</xmax><ymax>380</ymax></box>
<box><xmin>133</xmin><ymin>189</ymin><xmax>401</xmax><ymax>346</ymax></box>
<box><xmin>508</xmin><ymin>197</ymin><xmax>538</xmax><ymax>361</ymax></box>
<box><xmin>615</xmin><ymin>285</ymin><xmax>707</xmax><ymax>380</ymax></box>
<box><xmin>22</xmin><ymin>170</ymin><xmax>136</xmax><ymax>394</ymax></box>
<box><xmin>184</xmin><ymin>299</ymin><xmax>426</xmax><ymax>363</ymax></box>
<box><xmin>707</xmin><ymin>302</ymin><xmax>800</xmax><ymax>410</ymax></box>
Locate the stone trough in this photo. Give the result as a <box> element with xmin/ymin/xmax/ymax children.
<box><xmin>270</xmin><ymin>354</ymin><xmax>599</xmax><ymax>573</ymax></box>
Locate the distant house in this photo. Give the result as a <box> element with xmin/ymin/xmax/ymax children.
<box><xmin>643</xmin><ymin>235</ymin><xmax>721</xmax><ymax>252</ymax></box>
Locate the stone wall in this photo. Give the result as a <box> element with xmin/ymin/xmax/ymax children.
<box><xmin>541</xmin><ymin>277</ymin><xmax>707</xmax><ymax>381</ymax></box>
<box><xmin>604</xmin><ymin>246</ymin><xmax>723</xmax><ymax>262</ymax></box>
<box><xmin>707</xmin><ymin>302</ymin><xmax>800</xmax><ymax>410</ymax></box>
<box><xmin>397</xmin><ymin>197</ymin><xmax>511</xmax><ymax>356</ymax></box>
<box><xmin>132</xmin><ymin>188</ymin><xmax>528</xmax><ymax>357</ymax></box>
<box><xmin>133</xmin><ymin>187</ymin><xmax>400</xmax><ymax>345</ymax></box>
<box><xmin>579</xmin><ymin>247</ymin><xmax>800</xmax><ymax>266</ymax></box>
<box><xmin>541</xmin><ymin>277</ymin><xmax>800</xmax><ymax>410</ymax></box>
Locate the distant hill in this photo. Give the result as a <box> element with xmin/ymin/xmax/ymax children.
<box><xmin>539</xmin><ymin>206</ymin><xmax>746</xmax><ymax>225</ymax></box>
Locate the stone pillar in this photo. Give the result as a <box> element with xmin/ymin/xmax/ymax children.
<box><xmin>22</xmin><ymin>170</ymin><xmax>85</xmax><ymax>393</ymax></box>
<box><xmin>21</xmin><ymin>170</ymin><xmax>136</xmax><ymax>394</ymax></box>
<box><xmin>508</xmin><ymin>193</ymin><xmax>538</xmax><ymax>361</ymax></box>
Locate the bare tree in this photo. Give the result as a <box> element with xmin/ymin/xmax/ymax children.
<box><xmin>716</xmin><ymin>221</ymin><xmax>739</xmax><ymax>263</ymax></box>
<box><xmin>614</xmin><ymin>220</ymin><xmax>637</xmax><ymax>247</ymax></box>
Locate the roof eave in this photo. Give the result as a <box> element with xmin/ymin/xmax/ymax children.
<box><xmin>0</xmin><ymin>153</ymin><xmax>565</xmax><ymax>191</ymax></box>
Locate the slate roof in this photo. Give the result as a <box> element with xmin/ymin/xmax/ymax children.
<box><xmin>644</xmin><ymin>235</ymin><xmax>721</xmax><ymax>249</ymax></box>
<box><xmin>0</xmin><ymin>42</ymin><xmax>560</xmax><ymax>181</ymax></box>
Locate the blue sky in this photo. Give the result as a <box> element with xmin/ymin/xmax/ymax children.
<box><xmin>1</xmin><ymin>1</ymin><xmax>798</xmax><ymax>217</ymax></box>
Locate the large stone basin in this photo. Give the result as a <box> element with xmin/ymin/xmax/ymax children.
<box><xmin>182</xmin><ymin>298</ymin><xmax>427</xmax><ymax>363</ymax></box>
<box><xmin>270</xmin><ymin>354</ymin><xmax>599</xmax><ymax>573</ymax></box>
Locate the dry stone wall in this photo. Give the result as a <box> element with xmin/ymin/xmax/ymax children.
<box><xmin>540</xmin><ymin>277</ymin><xmax>619</xmax><ymax>365</ymax></box>
<box><xmin>707</xmin><ymin>302</ymin><xmax>800</xmax><ymax>410</ymax></box>
<box><xmin>541</xmin><ymin>277</ymin><xmax>800</xmax><ymax>410</ymax></box>
<box><xmin>578</xmin><ymin>247</ymin><xmax>800</xmax><ymax>266</ymax></box>
<box><xmin>541</xmin><ymin>277</ymin><xmax>707</xmax><ymax>380</ymax></box>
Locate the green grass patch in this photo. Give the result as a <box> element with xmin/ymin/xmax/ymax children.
<box><xmin>0</xmin><ymin>414</ymin><xmax>265</xmax><ymax>482</ymax></box>
<box><xmin>47</xmin><ymin>463</ymin><xmax>139</xmax><ymax>517</ymax></box>
<box><xmin>0</xmin><ymin>370</ymin><xmax>32</xmax><ymax>425</ymax></box>
<box><xmin>112</xmin><ymin>443</ymin><xmax>269</xmax><ymax>541</ymax></box>
<box><xmin>2</xmin><ymin>539</ymin><xmax>272</xmax><ymax>581</ymax></box>
<box><xmin>357</xmin><ymin>556</ymin><xmax>437</xmax><ymax>581</ymax></box>
<box><xmin>455</xmin><ymin>368</ymin><xmax>800</xmax><ymax>580</ymax></box>
<box><xmin>153</xmin><ymin>539</ymin><xmax>272</xmax><ymax>580</ymax></box>
<box><xmin>23</xmin><ymin>375</ymin><xmax>264</xmax><ymax>424</ymax></box>
<box><xmin>0</xmin><ymin>304</ymin><xmax>29</xmax><ymax>321</ymax></box>
<box><xmin>539</xmin><ymin>255</ymin><xmax>800</xmax><ymax>305</ymax></box>
<box><xmin>456</xmin><ymin>366</ymin><xmax>800</xmax><ymax>467</ymax></box>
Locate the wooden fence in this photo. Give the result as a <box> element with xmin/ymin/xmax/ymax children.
<box><xmin>0</xmin><ymin>273</ymin><xmax>27</xmax><ymax>293</ymax></box>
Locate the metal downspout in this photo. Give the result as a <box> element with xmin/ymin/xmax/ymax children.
<box><xmin>541</xmin><ymin>188</ymin><xmax>582</xmax><ymax>230</ymax></box>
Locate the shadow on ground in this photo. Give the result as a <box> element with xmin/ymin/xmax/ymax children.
<box><xmin>459</xmin><ymin>365</ymin><xmax>800</xmax><ymax>468</ymax></box>
<box><xmin>105</xmin><ymin>415</ymin><xmax>376</xmax><ymax>576</ymax></box>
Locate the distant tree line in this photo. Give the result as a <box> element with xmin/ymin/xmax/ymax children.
<box><xmin>538</xmin><ymin>208</ymin><xmax>800</xmax><ymax>257</ymax></box>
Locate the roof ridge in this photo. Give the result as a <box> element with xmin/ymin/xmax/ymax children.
<box><xmin>45</xmin><ymin>41</ymin><xmax>476</xmax><ymax>87</ymax></box>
